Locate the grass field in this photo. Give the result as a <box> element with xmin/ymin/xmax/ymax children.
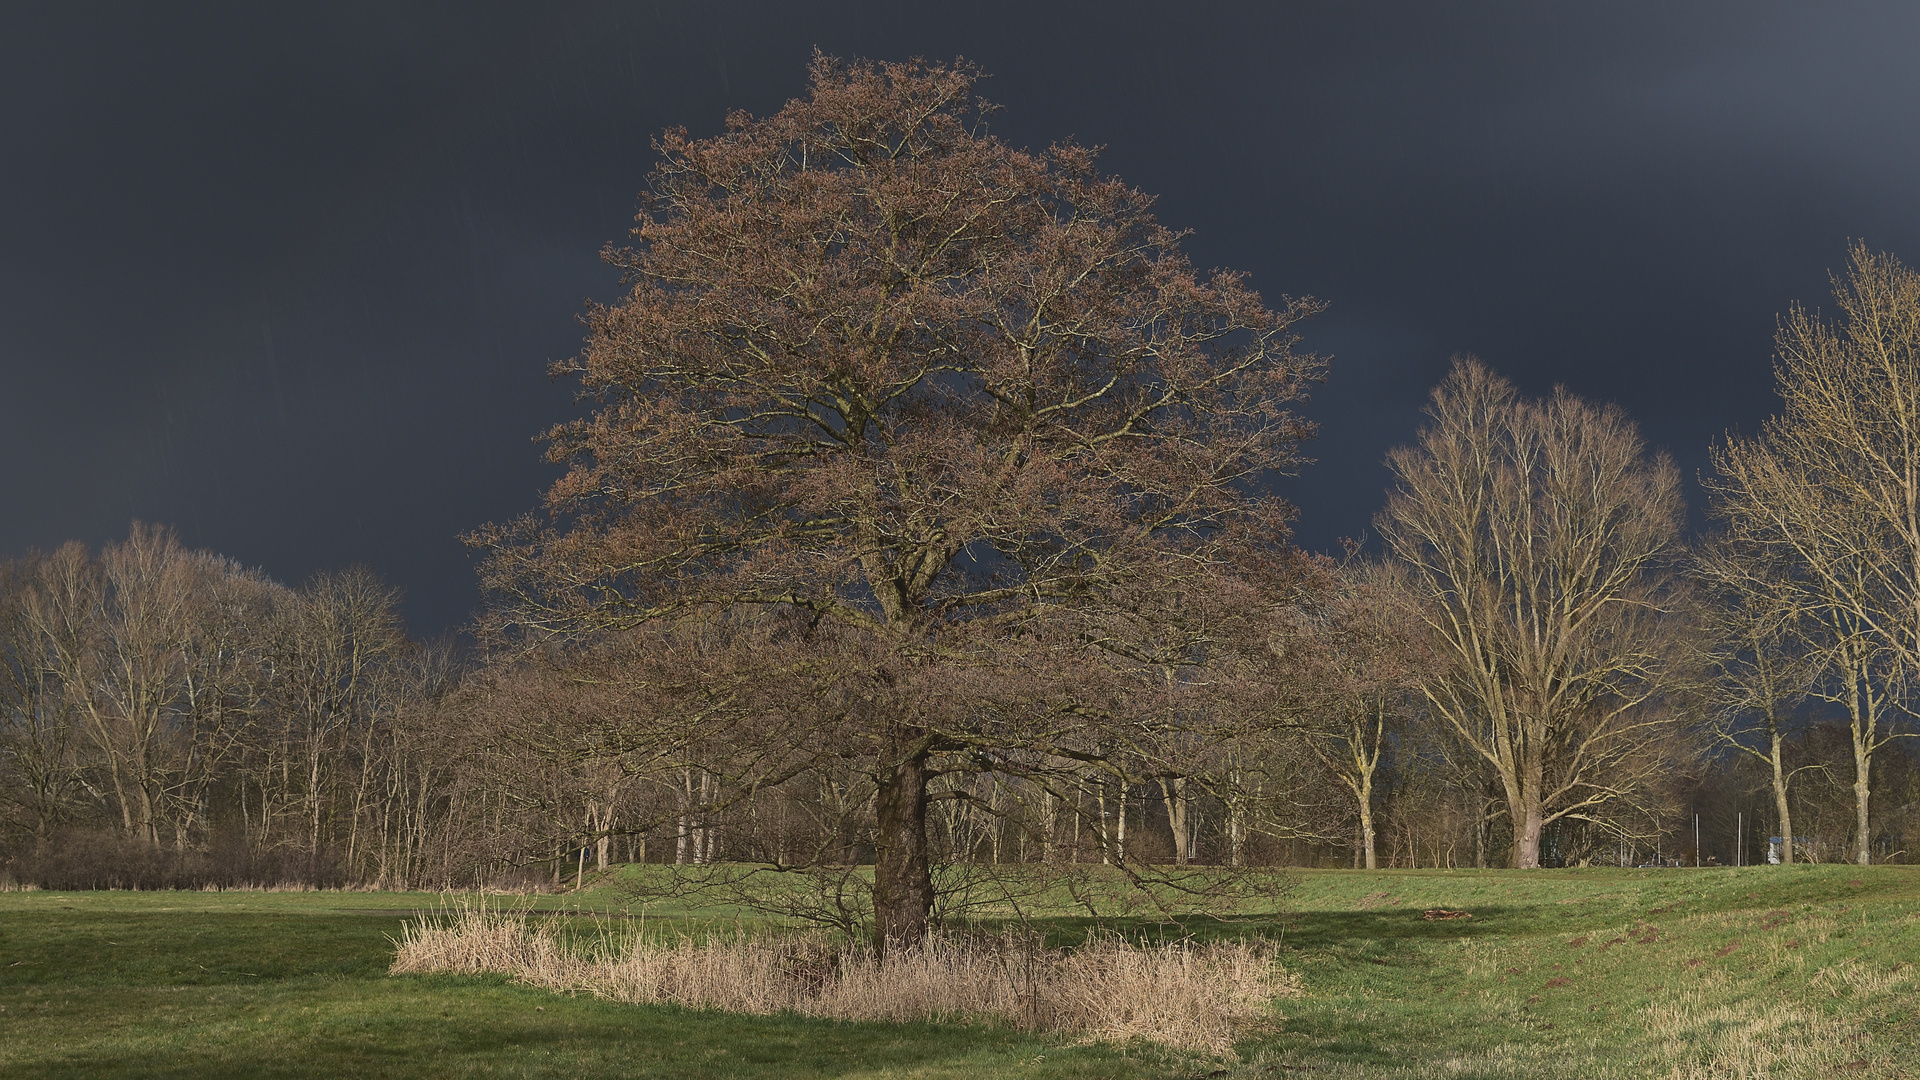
<box><xmin>1</xmin><ymin>864</ymin><xmax>1914</xmax><ymax>1078</ymax></box>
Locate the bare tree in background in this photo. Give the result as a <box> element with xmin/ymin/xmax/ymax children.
<box><xmin>0</xmin><ymin>526</ymin><xmax>452</xmax><ymax>887</ymax></box>
<box><xmin>1690</xmin><ymin>536</ymin><xmax>1819</xmax><ymax>863</ymax></box>
<box><xmin>0</xmin><ymin>555</ymin><xmax>87</xmax><ymax>844</ymax></box>
<box><xmin>263</xmin><ymin>567</ymin><xmax>408</xmax><ymax>865</ymax></box>
<box><xmin>1711</xmin><ymin>244</ymin><xmax>1920</xmax><ymax>866</ymax></box>
<box><xmin>166</xmin><ymin>554</ymin><xmax>279</xmax><ymax>851</ymax></box>
<box><xmin>1299</xmin><ymin>558</ymin><xmax>1433</xmax><ymax>870</ymax></box>
<box><xmin>470</xmin><ymin>55</ymin><xmax>1323</xmax><ymax>949</ymax></box>
<box><xmin>1377</xmin><ymin>358</ymin><xmax>1686</xmax><ymax>869</ymax></box>
<box><xmin>27</xmin><ymin>526</ymin><xmax>201</xmax><ymax>846</ymax></box>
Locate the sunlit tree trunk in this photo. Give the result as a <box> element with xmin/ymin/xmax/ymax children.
<box><xmin>1157</xmin><ymin>776</ymin><xmax>1189</xmax><ymax>865</ymax></box>
<box><xmin>1770</xmin><ymin>730</ymin><xmax>1796</xmax><ymax>865</ymax></box>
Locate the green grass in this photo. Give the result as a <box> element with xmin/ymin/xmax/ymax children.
<box><xmin>1259</xmin><ymin>866</ymin><xmax>1920</xmax><ymax>1078</ymax></box>
<box><xmin>1</xmin><ymin>865</ymin><xmax>1915</xmax><ymax>1078</ymax></box>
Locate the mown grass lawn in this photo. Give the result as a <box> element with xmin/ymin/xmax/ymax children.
<box><xmin>1</xmin><ymin>865</ymin><xmax>1914</xmax><ymax>1078</ymax></box>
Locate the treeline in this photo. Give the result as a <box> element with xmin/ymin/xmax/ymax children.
<box><xmin>0</xmin><ymin>525</ymin><xmax>469</xmax><ymax>888</ymax></box>
<box><xmin>6</xmin><ymin>523</ymin><xmax>1912</xmax><ymax>891</ymax></box>
<box><xmin>10</xmin><ymin>327</ymin><xmax>1920</xmax><ymax>895</ymax></box>
<box><xmin>13</xmin><ymin>342</ymin><xmax>1920</xmax><ymax>890</ymax></box>
<box><xmin>3</xmin><ymin>482</ymin><xmax>1919</xmax><ymax>890</ymax></box>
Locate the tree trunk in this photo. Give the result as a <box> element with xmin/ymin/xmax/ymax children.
<box><xmin>1157</xmin><ymin>777</ymin><xmax>1189</xmax><ymax>865</ymax></box>
<box><xmin>1358</xmin><ymin>773</ymin><xmax>1378</xmax><ymax>871</ymax></box>
<box><xmin>1852</xmin><ymin>729</ymin><xmax>1873</xmax><ymax>866</ymax></box>
<box><xmin>1514</xmin><ymin>810</ymin><xmax>1542</xmax><ymax>869</ymax></box>
<box><xmin>1840</xmin><ymin>647</ymin><xmax>1879</xmax><ymax>867</ymax></box>
<box><xmin>1094</xmin><ymin>782</ymin><xmax>1111</xmax><ymax>864</ymax></box>
<box><xmin>986</xmin><ymin>783</ymin><xmax>1002</xmax><ymax>865</ymax></box>
<box><xmin>697</xmin><ymin>770</ymin><xmax>715</xmax><ymax>862</ymax></box>
<box><xmin>1227</xmin><ymin>766</ymin><xmax>1244</xmax><ymax>868</ymax></box>
<box><xmin>871</xmin><ymin>741</ymin><xmax>934</xmax><ymax>957</ymax></box>
<box><xmin>132</xmin><ymin>740</ymin><xmax>160</xmax><ymax>846</ymax></box>
<box><xmin>676</xmin><ymin>768</ymin><xmax>693</xmax><ymax>865</ymax></box>
<box><xmin>1769</xmin><ymin>729</ymin><xmax>1795</xmax><ymax>865</ymax></box>
<box><xmin>1039</xmin><ymin>789</ymin><xmax>1057</xmax><ymax>863</ymax></box>
<box><xmin>1508</xmin><ymin>783</ymin><xmax>1543</xmax><ymax>870</ymax></box>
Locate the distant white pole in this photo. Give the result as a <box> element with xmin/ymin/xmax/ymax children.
<box><xmin>1737</xmin><ymin>813</ymin><xmax>1743</xmax><ymax>868</ymax></box>
<box><xmin>1695</xmin><ymin>814</ymin><xmax>1700</xmax><ymax>868</ymax></box>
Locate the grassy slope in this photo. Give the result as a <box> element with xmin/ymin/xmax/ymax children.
<box><xmin>0</xmin><ymin>865</ymin><xmax>1913</xmax><ymax>1079</ymax></box>
<box><xmin>1264</xmin><ymin>866</ymin><xmax>1920</xmax><ymax>1079</ymax></box>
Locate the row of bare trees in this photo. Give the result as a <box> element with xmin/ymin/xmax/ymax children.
<box><xmin>0</xmin><ymin>524</ymin><xmax>470</xmax><ymax>887</ymax></box>
<box><xmin>1339</xmin><ymin>246</ymin><xmax>1920</xmax><ymax>871</ymax></box>
<box><xmin>1699</xmin><ymin>244</ymin><xmax>1920</xmax><ymax>865</ymax></box>
<box><xmin>2</xmin><ymin>414</ymin><xmax>1914</xmax><ymax>890</ymax></box>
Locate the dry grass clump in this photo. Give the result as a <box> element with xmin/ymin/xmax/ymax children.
<box><xmin>390</xmin><ymin>908</ymin><xmax>1295</xmax><ymax>1054</ymax></box>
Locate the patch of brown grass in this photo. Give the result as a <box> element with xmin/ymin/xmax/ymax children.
<box><xmin>389</xmin><ymin>907</ymin><xmax>1296</xmax><ymax>1055</ymax></box>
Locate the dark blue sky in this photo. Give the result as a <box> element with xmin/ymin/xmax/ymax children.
<box><xmin>6</xmin><ymin>2</ymin><xmax>1919</xmax><ymax>635</ymax></box>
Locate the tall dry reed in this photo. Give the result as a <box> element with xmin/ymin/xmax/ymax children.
<box><xmin>390</xmin><ymin>907</ymin><xmax>1295</xmax><ymax>1054</ymax></box>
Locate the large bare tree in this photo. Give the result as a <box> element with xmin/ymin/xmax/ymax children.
<box><xmin>471</xmin><ymin>55</ymin><xmax>1323</xmax><ymax>949</ymax></box>
<box><xmin>1377</xmin><ymin>358</ymin><xmax>1686</xmax><ymax>869</ymax></box>
<box><xmin>1710</xmin><ymin>244</ymin><xmax>1920</xmax><ymax>865</ymax></box>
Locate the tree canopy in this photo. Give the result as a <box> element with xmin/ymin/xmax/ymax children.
<box><xmin>470</xmin><ymin>54</ymin><xmax>1325</xmax><ymax>947</ymax></box>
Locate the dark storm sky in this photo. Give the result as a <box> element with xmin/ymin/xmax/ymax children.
<box><xmin>6</xmin><ymin>2</ymin><xmax>1920</xmax><ymax>636</ymax></box>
